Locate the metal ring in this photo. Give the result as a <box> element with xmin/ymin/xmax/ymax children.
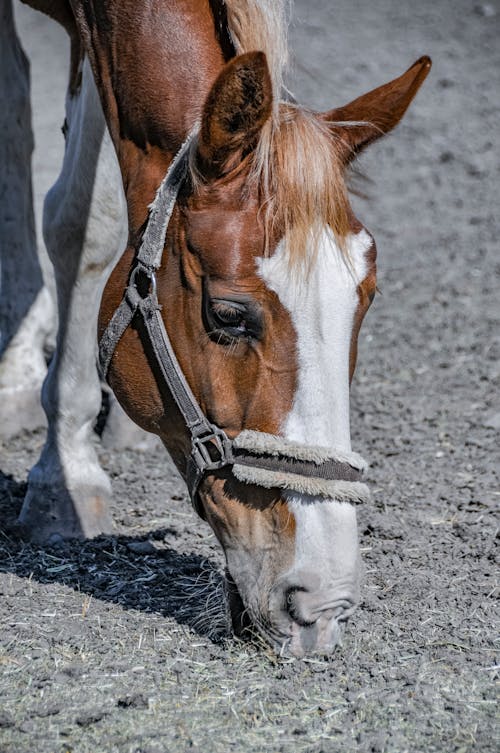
<box><xmin>130</xmin><ymin>264</ymin><xmax>157</xmax><ymax>299</ymax></box>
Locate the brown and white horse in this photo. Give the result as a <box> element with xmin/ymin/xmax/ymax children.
<box><xmin>10</xmin><ymin>0</ymin><xmax>430</xmax><ymax>655</ymax></box>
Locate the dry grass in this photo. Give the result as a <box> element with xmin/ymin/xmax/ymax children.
<box><xmin>0</xmin><ymin>433</ymin><xmax>498</xmax><ymax>753</ymax></box>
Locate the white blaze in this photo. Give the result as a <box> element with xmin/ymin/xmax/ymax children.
<box><xmin>259</xmin><ymin>228</ymin><xmax>372</xmax><ymax>593</ymax></box>
<box><xmin>259</xmin><ymin>227</ymin><xmax>371</xmax><ymax>450</ymax></box>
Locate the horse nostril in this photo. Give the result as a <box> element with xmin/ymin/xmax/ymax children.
<box><xmin>284</xmin><ymin>586</ymin><xmax>317</xmax><ymax>627</ymax></box>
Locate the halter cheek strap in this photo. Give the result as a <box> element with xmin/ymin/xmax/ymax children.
<box><xmin>99</xmin><ymin>126</ymin><xmax>200</xmax><ymax>380</ymax></box>
<box><xmin>98</xmin><ymin>125</ymin><xmax>370</xmax><ymax>512</ymax></box>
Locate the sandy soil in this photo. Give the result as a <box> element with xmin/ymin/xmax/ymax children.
<box><xmin>1</xmin><ymin>1</ymin><xmax>499</xmax><ymax>751</ymax></box>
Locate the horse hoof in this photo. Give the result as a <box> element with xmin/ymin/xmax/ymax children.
<box><xmin>17</xmin><ymin>482</ymin><xmax>113</xmax><ymax>543</ymax></box>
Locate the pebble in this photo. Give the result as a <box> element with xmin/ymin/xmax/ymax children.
<box><xmin>126</xmin><ymin>540</ymin><xmax>157</xmax><ymax>555</ymax></box>
<box><xmin>0</xmin><ymin>711</ymin><xmax>14</xmax><ymax>728</ymax></box>
<box><xmin>31</xmin><ymin>702</ymin><xmax>62</xmax><ymax>718</ymax></box>
<box><xmin>483</xmin><ymin>412</ymin><xmax>500</xmax><ymax>430</ymax></box>
<box><xmin>75</xmin><ymin>708</ymin><xmax>108</xmax><ymax>726</ymax></box>
<box><xmin>17</xmin><ymin>720</ymin><xmax>38</xmax><ymax>735</ymax></box>
<box><xmin>117</xmin><ymin>693</ymin><xmax>149</xmax><ymax>709</ymax></box>
<box><xmin>474</xmin><ymin>3</ymin><xmax>497</xmax><ymax>16</ymax></box>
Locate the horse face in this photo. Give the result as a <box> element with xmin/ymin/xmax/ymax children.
<box><xmin>154</xmin><ymin>51</ymin><xmax>428</xmax><ymax>655</ymax></box>
<box><xmin>167</xmin><ymin>171</ymin><xmax>376</xmax><ymax>654</ymax></box>
<box><xmin>160</xmin><ymin>91</ymin><xmax>376</xmax><ymax>651</ymax></box>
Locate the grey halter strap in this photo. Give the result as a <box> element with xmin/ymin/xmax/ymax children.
<box><xmin>98</xmin><ymin>126</ymin><xmax>369</xmax><ymax>513</ymax></box>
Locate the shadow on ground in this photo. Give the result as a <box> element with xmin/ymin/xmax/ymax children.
<box><xmin>0</xmin><ymin>470</ymin><xmax>230</xmax><ymax>642</ymax></box>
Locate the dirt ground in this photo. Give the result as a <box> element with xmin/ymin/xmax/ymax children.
<box><xmin>1</xmin><ymin>1</ymin><xmax>499</xmax><ymax>751</ymax></box>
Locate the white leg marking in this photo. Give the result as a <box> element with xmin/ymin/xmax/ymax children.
<box><xmin>0</xmin><ymin>288</ymin><xmax>54</xmax><ymax>436</ymax></box>
<box><xmin>19</xmin><ymin>59</ymin><xmax>127</xmax><ymax>537</ymax></box>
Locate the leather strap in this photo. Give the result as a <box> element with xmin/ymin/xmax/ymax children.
<box><xmin>99</xmin><ymin>127</ymin><xmax>199</xmax><ymax>378</ymax></box>
<box><xmin>232</xmin><ymin>451</ymin><xmax>362</xmax><ymax>482</ymax></box>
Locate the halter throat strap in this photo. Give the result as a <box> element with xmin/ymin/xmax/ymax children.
<box><xmin>98</xmin><ymin>127</ymin><xmax>369</xmax><ymax>513</ymax></box>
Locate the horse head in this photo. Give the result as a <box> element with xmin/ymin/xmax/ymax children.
<box><xmin>86</xmin><ymin>4</ymin><xmax>430</xmax><ymax>655</ymax></box>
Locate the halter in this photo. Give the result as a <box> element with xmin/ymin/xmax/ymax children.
<box><xmin>99</xmin><ymin>126</ymin><xmax>369</xmax><ymax>515</ymax></box>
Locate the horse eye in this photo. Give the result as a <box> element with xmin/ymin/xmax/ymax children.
<box><xmin>212</xmin><ymin>300</ymin><xmax>246</xmax><ymax>328</ymax></box>
<box><xmin>204</xmin><ymin>297</ymin><xmax>262</xmax><ymax>344</ymax></box>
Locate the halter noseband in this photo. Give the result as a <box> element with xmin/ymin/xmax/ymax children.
<box><xmin>98</xmin><ymin>126</ymin><xmax>369</xmax><ymax>514</ymax></box>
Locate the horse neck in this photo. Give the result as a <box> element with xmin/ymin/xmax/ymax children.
<box><xmin>72</xmin><ymin>0</ymin><xmax>229</xmax><ymax>229</ymax></box>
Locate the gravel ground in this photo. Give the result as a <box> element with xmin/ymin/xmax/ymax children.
<box><xmin>1</xmin><ymin>1</ymin><xmax>499</xmax><ymax>752</ymax></box>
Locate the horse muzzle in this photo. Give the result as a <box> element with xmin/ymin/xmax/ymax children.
<box><xmin>268</xmin><ymin>575</ymin><xmax>360</xmax><ymax>657</ymax></box>
<box><xmin>226</xmin><ymin>565</ymin><xmax>360</xmax><ymax>657</ymax></box>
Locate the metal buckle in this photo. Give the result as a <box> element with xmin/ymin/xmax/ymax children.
<box><xmin>129</xmin><ymin>263</ymin><xmax>157</xmax><ymax>298</ymax></box>
<box><xmin>191</xmin><ymin>428</ymin><xmax>233</xmax><ymax>474</ymax></box>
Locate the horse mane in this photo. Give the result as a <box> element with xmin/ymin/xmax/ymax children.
<box><xmin>252</xmin><ymin>104</ymin><xmax>351</xmax><ymax>269</ymax></box>
<box><xmin>202</xmin><ymin>0</ymin><xmax>351</xmax><ymax>268</ymax></box>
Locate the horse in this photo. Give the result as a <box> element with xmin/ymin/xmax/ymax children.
<box><xmin>2</xmin><ymin>0</ymin><xmax>430</xmax><ymax>656</ymax></box>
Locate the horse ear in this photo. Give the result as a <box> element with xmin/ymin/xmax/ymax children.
<box><xmin>323</xmin><ymin>56</ymin><xmax>431</xmax><ymax>161</ymax></box>
<box><xmin>196</xmin><ymin>51</ymin><xmax>273</xmax><ymax>178</ymax></box>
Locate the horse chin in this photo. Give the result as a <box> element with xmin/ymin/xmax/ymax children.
<box><xmin>281</xmin><ymin>614</ymin><xmax>347</xmax><ymax>658</ymax></box>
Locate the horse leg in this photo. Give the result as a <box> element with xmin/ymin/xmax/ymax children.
<box><xmin>0</xmin><ymin>0</ymin><xmax>54</xmax><ymax>438</ymax></box>
<box><xmin>18</xmin><ymin>57</ymin><xmax>127</xmax><ymax>542</ymax></box>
